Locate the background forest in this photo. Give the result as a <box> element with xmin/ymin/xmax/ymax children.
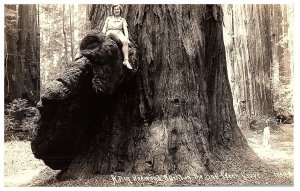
<box><xmin>39</xmin><ymin>5</ymin><xmax>88</xmax><ymax>93</ymax></box>
<box><xmin>4</xmin><ymin>4</ymin><xmax>294</xmax><ymax>186</ymax></box>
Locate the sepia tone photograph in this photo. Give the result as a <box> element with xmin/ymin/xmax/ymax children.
<box><xmin>3</xmin><ymin>3</ymin><xmax>294</xmax><ymax>187</ymax></box>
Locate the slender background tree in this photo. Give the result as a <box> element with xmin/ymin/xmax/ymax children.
<box><xmin>269</xmin><ymin>4</ymin><xmax>294</xmax><ymax>115</ymax></box>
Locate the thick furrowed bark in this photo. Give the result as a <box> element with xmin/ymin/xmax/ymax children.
<box><xmin>5</xmin><ymin>5</ymin><xmax>40</xmax><ymax>104</ymax></box>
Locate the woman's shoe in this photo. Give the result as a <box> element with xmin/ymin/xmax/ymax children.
<box><xmin>123</xmin><ymin>59</ymin><xmax>133</xmax><ymax>69</ymax></box>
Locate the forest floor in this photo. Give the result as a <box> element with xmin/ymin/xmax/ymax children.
<box><xmin>4</xmin><ymin>124</ymin><xmax>294</xmax><ymax>187</ymax></box>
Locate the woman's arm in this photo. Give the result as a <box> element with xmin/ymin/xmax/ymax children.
<box><xmin>102</xmin><ymin>17</ymin><xmax>109</xmax><ymax>34</ymax></box>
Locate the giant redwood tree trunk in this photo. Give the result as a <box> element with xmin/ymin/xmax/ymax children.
<box><xmin>4</xmin><ymin>4</ymin><xmax>40</xmax><ymax>104</ymax></box>
<box><xmin>222</xmin><ymin>5</ymin><xmax>274</xmax><ymax>127</ymax></box>
<box><xmin>33</xmin><ymin>5</ymin><xmax>264</xmax><ymax>180</ymax></box>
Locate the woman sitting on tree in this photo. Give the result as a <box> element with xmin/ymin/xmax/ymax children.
<box><xmin>102</xmin><ymin>4</ymin><xmax>133</xmax><ymax>69</ymax></box>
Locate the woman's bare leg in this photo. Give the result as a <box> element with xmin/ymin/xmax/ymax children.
<box><xmin>122</xmin><ymin>39</ymin><xmax>129</xmax><ymax>60</ymax></box>
<box><xmin>106</xmin><ymin>32</ymin><xmax>132</xmax><ymax>69</ymax></box>
<box><xmin>120</xmin><ymin>37</ymin><xmax>132</xmax><ymax>69</ymax></box>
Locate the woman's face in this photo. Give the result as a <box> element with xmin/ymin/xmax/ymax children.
<box><xmin>113</xmin><ymin>6</ymin><xmax>121</xmax><ymax>16</ymax></box>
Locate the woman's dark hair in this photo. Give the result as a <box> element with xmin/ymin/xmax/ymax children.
<box><xmin>111</xmin><ymin>4</ymin><xmax>123</xmax><ymax>16</ymax></box>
